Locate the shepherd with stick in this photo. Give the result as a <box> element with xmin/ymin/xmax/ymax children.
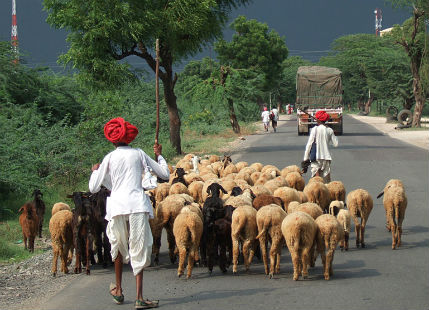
<box><xmin>88</xmin><ymin>39</ymin><xmax>168</xmax><ymax>309</ymax></box>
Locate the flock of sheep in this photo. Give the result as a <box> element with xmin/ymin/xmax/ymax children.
<box><xmin>146</xmin><ymin>153</ymin><xmax>408</xmax><ymax>280</ymax></box>
<box><xmin>18</xmin><ymin>153</ymin><xmax>408</xmax><ymax>282</ymax></box>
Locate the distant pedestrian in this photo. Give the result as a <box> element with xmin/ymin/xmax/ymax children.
<box><xmin>270</xmin><ymin>107</ymin><xmax>279</xmax><ymax>132</ymax></box>
<box><xmin>261</xmin><ymin>106</ymin><xmax>270</xmax><ymax>132</ymax></box>
<box><xmin>303</xmin><ymin>111</ymin><xmax>338</xmax><ymax>183</ymax></box>
<box><xmin>89</xmin><ymin>117</ymin><xmax>168</xmax><ymax>309</ymax></box>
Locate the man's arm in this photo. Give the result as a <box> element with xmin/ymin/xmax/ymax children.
<box><xmin>89</xmin><ymin>155</ymin><xmax>110</xmax><ymax>193</ymax></box>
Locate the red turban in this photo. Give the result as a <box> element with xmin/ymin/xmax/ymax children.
<box><xmin>104</xmin><ymin>117</ymin><xmax>138</xmax><ymax>144</ymax></box>
<box><xmin>315</xmin><ymin>111</ymin><xmax>330</xmax><ymax>122</ymax></box>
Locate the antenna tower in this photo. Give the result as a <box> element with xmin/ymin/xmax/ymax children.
<box><xmin>374</xmin><ymin>8</ymin><xmax>382</xmax><ymax>36</ymax></box>
<box><xmin>11</xmin><ymin>0</ymin><xmax>19</xmax><ymax>63</ymax></box>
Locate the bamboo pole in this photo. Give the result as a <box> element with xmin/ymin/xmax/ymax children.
<box><xmin>155</xmin><ymin>39</ymin><xmax>160</xmax><ymax>145</ymax></box>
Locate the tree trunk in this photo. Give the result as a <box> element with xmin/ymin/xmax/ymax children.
<box><xmin>163</xmin><ymin>78</ymin><xmax>182</xmax><ymax>154</ymax></box>
<box><xmin>364</xmin><ymin>97</ymin><xmax>373</xmax><ymax>114</ymax></box>
<box><xmin>227</xmin><ymin>98</ymin><xmax>240</xmax><ymax>133</ymax></box>
<box><xmin>411</xmin><ymin>61</ymin><xmax>423</xmax><ymax>127</ymax></box>
<box><xmin>220</xmin><ymin>66</ymin><xmax>241</xmax><ymax>134</ymax></box>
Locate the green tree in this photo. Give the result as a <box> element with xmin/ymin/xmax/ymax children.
<box><xmin>43</xmin><ymin>0</ymin><xmax>251</xmax><ymax>154</ymax></box>
<box><xmin>215</xmin><ymin>15</ymin><xmax>288</xmax><ymax>92</ymax></box>
<box><xmin>387</xmin><ymin>0</ymin><xmax>428</xmax><ymax>126</ymax></box>
<box><xmin>214</xmin><ymin>16</ymin><xmax>288</xmax><ymax>132</ymax></box>
<box><xmin>278</xmin><ymin>56</ymin><xmax>311</xmax><ymax>106</ymax></box>
<box><xmin>319</xmin><ymin>34</ymin><xmax>411</xmax><ymax>112</ymax></box>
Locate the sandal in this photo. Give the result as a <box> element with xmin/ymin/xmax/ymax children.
<box><xmin>109</xmin><ymin>283</ymin><xmax>124</xmax><ymax>305</ymax></box>
<box><xmin>135</xmin><ymin>299</ymin><xmax>159</xmax><ymax>309</ymax></box>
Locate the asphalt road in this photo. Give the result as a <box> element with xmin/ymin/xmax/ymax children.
<box><xmin>39</xmin><ymin>115</ymin><xmax>429</xmax><ymax>310</ymax></box>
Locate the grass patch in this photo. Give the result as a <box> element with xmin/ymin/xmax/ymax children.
<box><xmin>0</xmin><ymin>220</ymin><xmax>45</xmax><ymax>264</ymax></box>
<box><xmin>172</xmin><ymin>121</ymin><xmax>258</xmax><ymax>163</ymax></box>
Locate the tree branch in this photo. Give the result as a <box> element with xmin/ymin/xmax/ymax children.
<box><xmin>137</xmin><ymin>42</ymin><xmax>167</xmax><ymax>80</ymax></box>
<box><xmin>111</xmin><ymin>44</ymin><xmax>138</xmax><ymax>60</ymax></box>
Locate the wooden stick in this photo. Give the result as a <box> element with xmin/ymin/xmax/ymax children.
<box><xmin>155</xmin><ymin>39</ymin><xmax>160</xmax><ymax>145</ymax></box>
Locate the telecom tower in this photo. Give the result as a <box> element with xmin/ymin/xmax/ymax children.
<box><xmin>374</xmin><ymin>8</ymin><xmax>382</xmax><ymax>36</ymax></box>
<box><xmin>11</xmin><ymin>0</ymin><xmax>19</xmax><ymax>63</ymax></box>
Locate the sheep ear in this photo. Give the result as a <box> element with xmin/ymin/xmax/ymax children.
<box><xmin>18</xmin><ymin>206</ymin><xmax>24</xmax><ymax>213</ymax></box>
<box><xmin>376</xmin><ymin>191</ymin><xmax>384</xmax><ymax>199</ymax></box>
<box><xmin>220</xmin><ymin>185</ymin><xmax>227</xmax><ymax>194</ymax></box>
<box><xmin>66</xmin><ymin>194</ymin><xmax>73</xmax><ymax>198</ymax></box>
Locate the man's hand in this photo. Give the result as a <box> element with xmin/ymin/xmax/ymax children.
<box><xmin>153</xmin><ymin>143</ymin><xmax>162</xmax><ymax>159</ymax></box>
<box><xmin>91</xmin><ymin>163</ymin><xmax>100</xmax><ymax>171</ymax></box>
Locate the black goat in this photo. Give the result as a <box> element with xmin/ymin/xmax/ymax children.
<box><xmin>213</xmin><ymin>205</ymin><xmax>235</xmax><ymax>272</ymax></box>
<box><xmin>230</xmin><ymin>186</ymin><xmax>243</xmax><ymax>197</ymax></box>
<box><xmin>32</xmin><ymin>189</ymin><xmax>46</xmax><ymax>238</ymax></box>
<box><xmin>90</xmin><ymin>187</ymin><xmax>112</xmax><ymax>268</ymax></box>
<box><xmin>171</xmin><ymin>167</ymin><xmax>187</xmax><ymax>186</ymax></box>
<box><xmin>201</xmin><ymin>182</ymin><xmax>228</xmax><ymax>272</ymax></box>
<box><xmin>68</xmin><ymin>192</ymin><xmax>95</xmax><ymax>275</ymax></box>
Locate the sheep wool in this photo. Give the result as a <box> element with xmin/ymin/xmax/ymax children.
<box><xmin>49</xmin><ymin>210</ymin><xmax>74</xmax><ymax>276</ymax></box>
<box><xmin>256</xmin><ymin>204</ymin><xmax>287</xmax><ymax>278</ymax></box>
<box><xmin>314</xmin><ymin>214</ymin><xmax>344</xmax><ymax>280</ymax></box>
<box><xmin>346</xmin><ymin>189</ymin><xmax>373</xmax><ymax>248</ymax></box>
<box><xmin>281</xmin><ymin>211</ymin><xmax>317</xmax><ymax>281</ymax></box>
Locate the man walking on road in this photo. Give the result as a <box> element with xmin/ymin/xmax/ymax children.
<box><xmin>303</xmin><ymin>111</ymin><xmax>338</xmax><ymax>183</ymax></box>
<box><xmin>89</xmin><ymin>117</ymin><xmax>169</xmax><ymax>309</ymax></box>
<box><xmin>261</xmin><ymin>106</ymin><xmax>270</xmax><ymax>132</ymax></box>
<box><xmin>270</xmin><ymin>107</ymin><xmax>279</xmax><ymax>132</ymax></box>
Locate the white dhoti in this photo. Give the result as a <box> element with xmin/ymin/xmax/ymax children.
<box><xmin>310</xmin><ymin>159</ymin><xmax>332</xmax><ymax>183</ymax></box>
<box><xmin>106</xmin><ymin>212</ymin><xmax>153</xmax><ymax>276</ymax></box>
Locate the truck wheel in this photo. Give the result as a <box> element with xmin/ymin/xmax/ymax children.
<box><xmin>397</xmin><ymin>109</ymin><xmax>413</xmax><ymax>125</ymax></box>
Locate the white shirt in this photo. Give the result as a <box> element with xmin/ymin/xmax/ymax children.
<box><xmin>261</xmin><ymin>111</ymin><xmax>270</xmax><ymax>123</ymax></box>
<box><xmin>89</xmin><ymin>146</ymin><xmax>170</xmax><ymax>221</ymax></box>
<box><xmin>271</xmin><ymin>108</ymin><xmax>279</xmax><ymax>121</ymax></box>
<box><xmin>303</xmin><ymin>124</ymin><xmax>338</xmax><ymax>161</ymax></box>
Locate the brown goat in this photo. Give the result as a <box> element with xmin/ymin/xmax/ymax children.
<box><xmin>18</xmin><ymin>203</ymin><xmax>39</xmax><ymax>252</ymax></box>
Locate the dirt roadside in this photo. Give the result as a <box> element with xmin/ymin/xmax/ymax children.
<box><xmin>348</xmin><ymin>114</ymin><xmax>429</xmax><ymax>150</ymax></box>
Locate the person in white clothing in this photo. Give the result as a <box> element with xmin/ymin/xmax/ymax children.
<box><xmin>89</xmin><ymin>117</ymin><xmax>168</xmax><ymax>309</ymax></box>
<box><xmin>270</xmin><ymin>107</ymin><xmax>279</xmax><ymax>132</ymax></box>
<box><xmin>303</xmin><ymin>111</ymin><xmax>338</xmax><ymax>183</ymax></box>
<box><xmin>261</xmin><ymin>106</ymin><xmax>270</xmax><ymax>132</ymax></box>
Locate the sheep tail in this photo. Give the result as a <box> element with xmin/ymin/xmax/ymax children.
<box><xmin>256</xmin><ymin>217</ymin><xmax>271</xmax><ymax>240</ymax></box>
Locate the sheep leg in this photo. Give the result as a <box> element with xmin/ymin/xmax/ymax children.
<box><xmin>242</xmin><ymin>239</ymin><xmax>252</xmax><ymax>272</ymax></box>
<box><xmin>248</xmin><ymin>240</ymin><xmax>256</xmax><ymax>266</ymax></box>
<box><xmin>290</xmin><ymin>251</ymin><xmax>300</xmax><ymax>281</ymax></box>
<box><xmin>187</xmin><ymin>246</ymin><xmax>196</xmax><ymax>279</ymax></box>
<box><xmin>360</xmin><ymin>218</ymin><xmax>367</xmax><ymax>248</ymax></box>
<box><xmin>353</xmin><ymin>217</ymin><xmax>361</xmax><ymax>247</ymax></box>
<box><xmin>232</xmin><ymin>236</ymin><xmax>240</xmax><ymax>274</ymax></box>
<box><xmin>301</xmin><ymin>247</ymin><xmax>312</xmax><ymax>279</ymax></box>
<box><xmin>166</xmin><ymin>227</ymin><xmax>177</xmax><ymax>264</ymax></box>
<box><xmin>259</xmin><ymin>235</ymin><xmax>269</xmax><ymax>275</ymax></box>
<box><xmin>51</xmin><ymin>243</ymin><xmax>59</xmax><ymax>276</ymax></box>
<box><xmin>61</xmin><ymin>243</ymin><xmax>70</xmax><ymax>274</ymax></box>
<box><xmin>200</xmin><ymin>231</ymin><xmax>207</xmax><ymax>267</ymax></box>
<box><xmin>177</xmin><ymin>245</ymin><xmax>186</xmax><ymax>277</ymax></box>
<box><xmin>269</xmin><ymin>237</ymin><xmax>281</xmax><ymax>277</ymax></box>
<box><xmin>397</xmin><ymin>213</ymin><xmax>404</xmax><ymax>247</ymax></box>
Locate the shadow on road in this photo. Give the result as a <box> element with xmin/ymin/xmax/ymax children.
<box><xmin>161</xmin><ymin>287</ymin><xmax>274</xmax><ymax>306</ymax></box>
<box><xmin>342</xmin><ymin>132</ymin><xmax>384</xmax><ymax>137</ymax></box>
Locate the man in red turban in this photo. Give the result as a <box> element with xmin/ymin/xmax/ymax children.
<box><xmin>302</xmin><ymin>110</ymin><xmax>338</xmax><ymax>182</ymax></box>
<box><xmin>90</xmin><ymin>117</ymin><xmax>169</xmax><ymax>308</ymax></box>
<box><xmin>104</xmin><ymin>117</ymin><xmax>139</xmax><ymax>144</ymax></box>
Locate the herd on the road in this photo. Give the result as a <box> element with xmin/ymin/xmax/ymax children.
<box><xmin>18</xmin><ymin>154</ymin><xmax>407</xmax><ymax>281</ymax></box>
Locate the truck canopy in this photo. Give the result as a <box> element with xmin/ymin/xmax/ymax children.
<box><xmin>296</xmin><ymin>66</ymin><xmax>342</xmax><ymax>109</ymax></box>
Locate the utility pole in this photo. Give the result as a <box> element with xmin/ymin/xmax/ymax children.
<box><xmin>11</xmin><ymin>0</ymin><xmax>19</xmax><ymax>63</ymax></box>
<box><xmin>374</xmin><ymin>8</ymin><xmax>382</xmax><ymax>36</ymax></box>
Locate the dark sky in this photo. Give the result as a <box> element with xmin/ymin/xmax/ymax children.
<box><xmin>0</xmin><ymin>0</ymin><xmax>411</xmax><ymax>70</ymax></box>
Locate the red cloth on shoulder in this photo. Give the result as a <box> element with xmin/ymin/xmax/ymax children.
<box><xmin>314</xmin><ymin>111</ymin><xmax>329</xmax><ymax>122</ymax></box>
<box><xmin>104</xmin><ymin>117</ymin><xmax>138</xmax><ymax>144</ymax></box>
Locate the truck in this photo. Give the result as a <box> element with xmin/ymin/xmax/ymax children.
<box><xmin>296</xmin><ymin>66</ymin><xmax>343</xmax><ymax>135</ymax></box>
